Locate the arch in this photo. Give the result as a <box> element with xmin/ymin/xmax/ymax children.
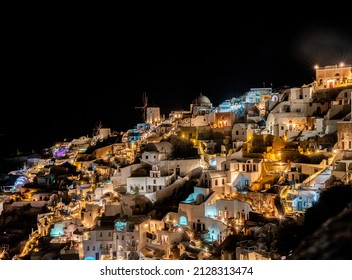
<box><xmin>179</xmin><ymin>216</ymin><xmax>187</xmax><ymax>226</ymax></box>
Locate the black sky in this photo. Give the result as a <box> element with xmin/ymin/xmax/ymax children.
<box><xmin>1</xmin><ymin>13</ymin><xmax>352</xmax><ymax>155</ymax></box>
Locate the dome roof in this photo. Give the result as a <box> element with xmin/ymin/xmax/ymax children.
<box><xmin>192</xmin><ymin>93</ymin><xmax>211</xmax><ymax>105</ymax></box>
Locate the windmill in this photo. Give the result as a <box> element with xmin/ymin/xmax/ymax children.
<box><xmin>135</xmin><ymin>92</ymin><xmax>148</xmax><ymax>122</ymax></box>
<box><xmin>93</xmin><ymin>121</ymin><xmax>103</xmax><ymax>138</ymax></box>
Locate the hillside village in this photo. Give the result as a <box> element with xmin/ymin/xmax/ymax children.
<box><xmin>1</xmin><ymin>64</ymin><xmax>352</xmax><ymax>260</ymax></box>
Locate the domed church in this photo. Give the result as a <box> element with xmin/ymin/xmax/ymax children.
<box><xmin>190</xmin><ymin>93</ymin><xmax>213</xmax><ymax>116</ymax></box>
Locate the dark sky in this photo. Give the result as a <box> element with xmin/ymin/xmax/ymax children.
<box><xmin>1</xmin><ymin>14</ymin><xmax>352</xmax><ymax>154</ymax></box>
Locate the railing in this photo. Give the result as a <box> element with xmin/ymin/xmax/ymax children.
<box><xmin>60</xmin><ymin>248</ymin><xmax>78</xmax><ymax>255</ymax></box>
<box><xmin>126</xmin><ymin>245</ymin><xmax>136</xmax><ymax>251</ymax></box>
<box><xmin>318</xmin><ymin>64</ymin><xmax>351</xmax><ymax>69</ymax></box>
<box><xmin>101</xmin><ymin>248</ymin><xmax>111</xmax><ymax>255</ymax></box>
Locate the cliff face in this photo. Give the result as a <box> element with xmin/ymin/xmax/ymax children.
<box><xmin>292</xmin><ymin>201</ymin><xmax>352</xmax><ymax>259</ymax></box>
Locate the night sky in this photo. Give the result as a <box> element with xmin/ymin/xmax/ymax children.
<box><xmin>1</xmin><ymin>14</ymin><xmax>352</xmax><ymax>156</ymax></box>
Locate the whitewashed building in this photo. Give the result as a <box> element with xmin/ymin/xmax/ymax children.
<box><xmin>83</xmin><ymin>218</ymin><xmax>115</xmax><ymax>260</ymax></box>
<box><xmin>115</xmin><ymin>215</ymin><xmax>150</xmax><ymax>260</ymax></box>
<box><xmin>126</xmin><ymin>165</ymin><xmax>175</xmax><ymax>194</ymax></box>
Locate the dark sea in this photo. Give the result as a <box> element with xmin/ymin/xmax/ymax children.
<box><xmin>0</xmin><ymin>124</ymin><xmax>131</xmax><ymax>174</ymax></box>
<box><xmin>1</xmin><ymin>137</ymin><xmax>29</xmax><ymax>174</ymax></box>
<box><xmin>0</xmin><ymin>132</ymin><xmax>62</xmax><ymax>174</ymax></box>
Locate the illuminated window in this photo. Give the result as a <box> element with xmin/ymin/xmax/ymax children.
<box><xmin>224</xmin><ymin>209</ymin><xmax>229</xmax><ymax>219</ymax></box>
<box><xmin>179</xmin><ymin>216</ymin><xmax>187</xmax><ymax>225</ymax></box>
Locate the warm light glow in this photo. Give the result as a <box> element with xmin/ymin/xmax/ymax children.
<box><xmin>339</xmin><ymin>62</ymin><xmax>345</xmax><ymax>67</ymax></box>
<box><xmin>314</xmin><ymin>64</ymin><xmax>319</xmax><ymax>69</ymax></box>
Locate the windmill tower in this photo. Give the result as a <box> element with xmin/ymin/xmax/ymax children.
<box><xmin>135</xmin><ymin>92</ymin><xmax>148</xmax><ymax>122</ymax></box>
<box><xmin>93</xmin><ymin>121</ymin><xmax>103</xmax><ymax>140</ymax></box>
